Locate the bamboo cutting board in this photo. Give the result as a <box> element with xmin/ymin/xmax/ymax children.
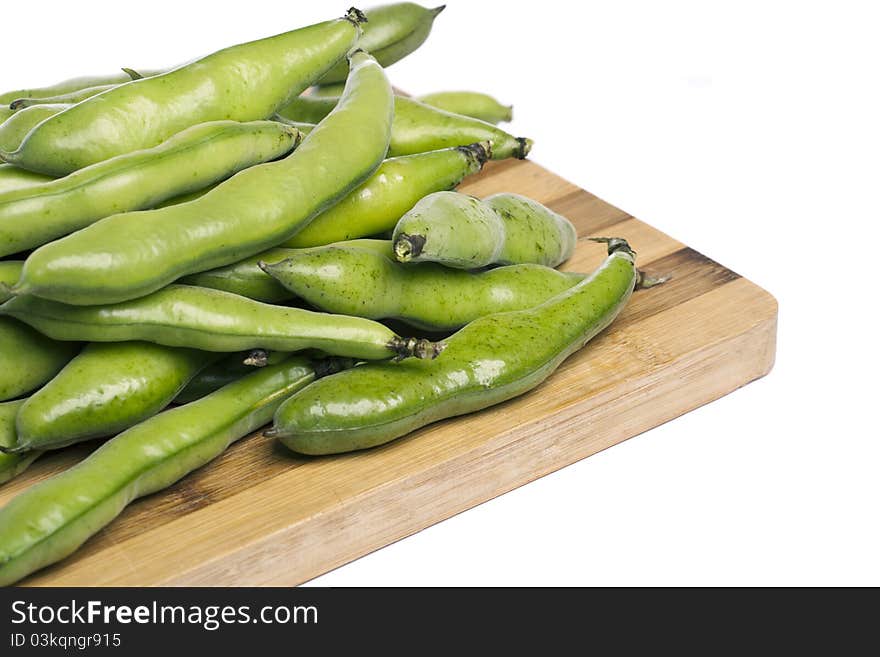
<box><xmin>1</xmin><ymin>158</ymin><xmax>778</xmax><ymax>586</ymax></box>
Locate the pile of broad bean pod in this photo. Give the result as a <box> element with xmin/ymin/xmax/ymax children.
<box><xmin>0</xmin><ymin>4</ymin><xmax>657</xmax><ymax>584</ymax></box>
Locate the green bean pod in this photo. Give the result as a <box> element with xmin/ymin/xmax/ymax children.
<box><xmin>393</xmin><ymin>191</ymin><xmax>577</xmax><ymax>269</ymax></box>
<box><xmin>12</xmin><ymin>343</ymin><xmax>216</xmax><ymax>452</ymax></box>
<box><xmin>0</xmin><ymin>318</ymin><xmax>79</xmax><ymax>401</ymax></box>
<box><xmin>285</xmin><ymin>142</ymin><xmax>489</xmax><ymax>247</ymax></box>
<box><xmin>0</xmin><ymin>262</ymin><xmax>23</xmax><ymax>304</ymax></box>
<box><xmin>0</xmin><ymin>104</ymin><xmax>68</xmax><ymax>153</ymax></box>
<box><xmin>278</xmin><ymin>95</ymin><xmax>532</xmax><ymax>160</ymax></box>
<box><xmin>0</xmin><ymin>108</ymin><xmax>13</xmax><ymax>126</ymax></box>
<box><xmin>0</xmin><ymin>284</ymin><xmax>441</xmax><ymax>360</ymax></box>
<box><xmin>0</xmin><ymin>165</ymin><xmax>52</xmax><ymax>195</ymax></box>
<box><xmin>270</xmin><ymin>239</ymin><xmax>640</xmax><ymax>454</ymax></box>
<box><xmin>0</xmin><ymin>68</ymin><xmax>161</xmax><ymax>106</ymax></box>
<box><xmin>12</xmin><ymin>50</ymin><xmax>393</xmax><ymax>306</ymax></box>
<box><xmin>183</xmin><ymin>239</ymin><xmax>392</xmax><ymax>303</ymax></box>
<box><xmin>0</xmin><ymin>356</ymin><xmax>330</xmax><ymax>585</ymax></box>
<box><xmin>8</xmin><ymin>83</ymin><xmax>123</xmax><ymax>110</ymax></box>
<box><xmin>260</xmin><ymin>243</ymin><xmax>585</xmax><ymax>330</ymax></box>
<box><xmin>318</xmin><ymin>3</ymin><xmax>445</xmax><ymax>84</ymax></box>
<box><xmin>416</xmin><ymin>91</ymin><xmax>513</xmax><ymax>124</ymax></box>
<box><xmin>0</xmin><ymin>120</ymin><xmax>302</xmax><ymax>257</ymax></box>
<box><xmin>0</xmin><ymin>401</ymin><xmax>41</xmax><ymax>485</ymax></box>
<box><xmin>3</xmin><ymin>11</ymin><xmax>365</xmax><ymax>175</ymax></box>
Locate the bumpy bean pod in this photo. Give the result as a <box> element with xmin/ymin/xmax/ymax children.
<box><xmin>416</xmin><ymin>91</ymin><xmax>513</xmax><ymax>124</ymax></box>
<box><xmin>261</xmin><ymin>242</ymin><xmax>585</xmax><ymax>330</ymax></box>
<box><xmin>0</xmin><ymin>104</ymin><xmax>68</xmax><ymax>153</ymax></box>
<box><xmin>0</xmin><ymin>120</ymin><xmax>301</xmax><ymax>257</ymax></box>
<box><xmin>393</xmin><ymin>191</ymin><xmax>577</xmax><ymax>268</ymax></box>
<box><xmin>278</xmin><ymin>95</ymin><xmax>531</xmax><ymax>160</ymax></box>
<box><xmin>0</xmin><ymin>165</ymin><xmax>52</xmax><ymax>195</ymax></box>
<box><xmin>0</xmin><ymin>284</ymin><xmax>442</xmax><ymax>360</ymax></box>
<box><xmin>183</xmin><ymin>239</ymin><xmax>392</xmax><ymax>303</ymax></box>
<box><xmin>0</xmin><ymin>318</ymin><xmax>79</xmax><ymax>401</ymax></box>
<box><xmin>285</xmin><ymin>142</ymin><xmax>489</xmax><ymax>247</ymax></box>
<box><xmin>318</xmin><ymin>3</ymin><xmax>445</xmax><ymax>84</ymax></box>
<box><xmin>3</xmin><ymin>11</ymin><xmax>365</xmax><ymax>175</ymax></box>
<box><xmin>269</xmin><ymin>239</ymin><xmax>641</xmax><ymax>454</ymax></box>
<box><xmin>0</xmin><ymin>401</ymin><xmax>41</xmax><ymax>485</ymax></box>
<box><xmin>11</xmin><ymin>50</ymin><xmax>393</xmax><ymax>305</ymax></box>
<box><xmin>0</xmin><ymin>68</ymin><xmax>161</xmax><ymax>106</ymax></box>
<box><xmin>11</xmin><ymin>343</ymin><xmax>216</xmax><ymax>452</ymax></box>
<box><xmin>0</xmin><ymin>262</ymin><xmax>23</xmax><ymax>304</ymax></box>
<box><xmin>7</xmin><ymin>77</ymin><xmax>142</xmax><ymax>109</ymax></box>
<box><xmin>0</xmin><ymin>356</ymin><xmax>331</xmax><ymax>585</ymax></box>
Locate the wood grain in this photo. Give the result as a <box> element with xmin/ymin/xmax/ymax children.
<box><xmin>1</xmin><ymin>158</ymin><xmax>778</xmax><ymax>586</ymax></box>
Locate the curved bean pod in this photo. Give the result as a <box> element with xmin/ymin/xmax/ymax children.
<box><xmin>0</xmin><ymin>104</ymin><xmax>68</xmax><ymax>153</ymax></box>
<box><xmin>261</xmin><ymin>243</ymin><xmax>585</xmax><ymax>330</ymax></box>
<box><xmin>12</xmin><ymin>343</ymin><xmax>216</xmax><ymax>452</ymax></box>
<box><xmin>286</xmin><ymin>142</ymin><xmax>489</xmax><ymax>247</ymax></box>
<box><xmin>0</xmin><ymin>356</ymin><xmax>328</xmax><ymax>585</ymax></box>
<box><xmin>0</xmin><ymin>68</ymin><xmax>161</xmax><ymax>106</ymax></box>
<box><xmin>3</xmin><ymin>11</ymin><xmax>365</xmax><ymax>175</ymax></box>
<box><xmin>8</xmin><ymin>82</ymin><xmax>128</xmax><ymax>110</ymax></box>
<box><xmin>416</xmin><ymin>91</ymin><xmax>512</xmax><ymax>124</ymax></box>
<box><xmin>0</xmin><ymin>108</ymin><xmax>13</xmax><ymax>126</ymax></box>
<box><xmin>318</xmin><ymin>3</ymin><xmax>445</xmax><ymax>84</ymax></box>
<box><xmin>183</xmin><ymin>239</ymin><xmax>392</xmax><ymax>303</ymax></box>
<box><xmin>0</xmin><ymin>401</ymin><xmax>41</xmax><ymax>485</ymax></box>
<box><xmin>12</xmin><ymin>50</ymin><xmax>393</xmax><ymax>305</ymax></box>
<box><xmin>0</xmin><ymin>284</ymin><xmax>442</xmax><ymax>360</ymax></box>
<box><xmin>0</xmin><ymin>165</ymin><xmax>52</xmax><ymax>195</ymax></box>
<box><xmin>393</xmin><ymin>191</ymin><xmax>577</xmax><ymax>269</ymax></box>
<box><xmin>270</xmin><ymin>239</ymin><xmax>640</xmax><ymax>454</ymax></box>
<box><xmin>0</xmin><ymin>120</ymin><xmax>301</xmax><ymax>257</ymax></box>
<box><xmin>278</xmin><ymin>95</ymin><xmax>531</xmax><ymax>160</ymax></box>
<box><xmin>0</xmin><ymin>318</ymin><xmax>79</xmax><ymax>401</ymax></box>
<box><xmin>0</xmin><ymin>262</ymin><xmax>23</xmax><ymax>304</ymax></box>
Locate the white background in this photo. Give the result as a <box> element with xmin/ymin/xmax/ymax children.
<box><xmin>4</xmin><ymin>1</ymin><xmax>877</xmax><ymax>585</ymax></box>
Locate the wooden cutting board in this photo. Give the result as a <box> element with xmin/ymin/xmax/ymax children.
<box><xmin>1</xmin><ymin>158</ymin><xmax>778</xmax><ymax>586</ymax></box>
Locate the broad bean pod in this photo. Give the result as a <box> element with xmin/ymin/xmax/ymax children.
<box><xmin>393</xmin><ymin>191</ymin><xmax>577</xmax><ymax>268</ymax></box>
<box><xmin>0</xmin><ymin>284</ymin><xmax>442</xmax><ymax>360</ymax></box>
<box><xmin>270</xmin><ymin>239</ymin><xmax>641</xmax><ymax>454</ymax></box>
<box><xmin>0</xmin><ymin>120</ymin><xmax>301</xmax><ymax>257</ymax></box>
<box><xmin>11</xmin><ymin>343</ymin><xmax>216</xmax><ymax>452</ymax></box>
<box><xmin>3</xmin><ymin>11</ymin><xmax>365</xmax><ymax>175</ymax></box>
<box><xmin>261</xmin><ymin>242</ymin><xmax>585</xmax><ymax>330</ymax></box>
<box><xmin>11</xmin><ymin>50</ymin><xmax>393</xmax><ymax>305</ymax></box>
<box><xmin>0</xmin><ymin>356</ymin><xmax>330</xmax><ymax>585</ymax></box>
<box><xmin>278</xmin><ymin>95</ymin><xmax>531</xmax><ymax>160</ymax></box>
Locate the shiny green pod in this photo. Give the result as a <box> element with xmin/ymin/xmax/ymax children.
<box><xmin>416</xmin><ymin>91</ymin><xmax>513</xmax><ymax>124</ymax></box>
<box><xmin>0</xmin><ymin>262</ymin><xmax>23</xmax><ymax>303</ymax></box>
<box><xmin>183</xmin><ymin>239</ymin><xmax>392</xmax><ymax>303</ymax></box>
<box><xmin>0</xmin><ymin>68</ymin><xmax>161</xmax><ymax>105</ymax></box>
<box><xmin>7</xmin><ymin>81</ymin><xmax>132</xmax><ymax>110</ymax></box>
<box><xmin>0</xmin><ymin>401</ymin><xmax>41</xmax><ymax>485</ymax></box>
<box><xmin>318</xmin><ymin>3</ymin><xmax>445</xmax><ymax>84</ymax></box>
<box><xmin>3</xmin><ymin>11</ymin><xmax>365</xmax><ymax>175</ymax></box>
<box><xmin>0</xmin><ymin>108</ymin><xmax>13</xmax><ymax>125</ymax></box>
<box><xmin>260</xmin><ymin>243</ymin><xmax>585</xmax><ymax>330</ymax></box>
<box><xmin>0</xmin><ymin>165</ymin><xmax>52</xmax><ymax>195</ymax></box>
<box><xmin>278</xmin><ymin>95</ymin><xmax>531</xmax><ymax>159</ymax></box>
<box><xmin>12</xmin><ymin>50</ymin><xmax>393</xmax><ymax>306</ymax></box>
<box><xmin>0</xmin><ymin>120</ymin><xmax>301</xmax><ymax>257</ymax></box>
<box><xmin>393</xmin><ymin>191</ymin><xmax>577</xmax><ymax>269</ymax></box>
<box><xmin>270</xmin><ymin>239</ymin><xmax>640</xmax><ymax>454</ymax></box>
<box><xmin>0</xmin><ymin>104</ymin><xmax>68</xmax><ymax>153</ymax></box>
<box><xmin>0</xmin><ymin>356</ymin><xmax>326</xmax><ymax>585</ymax></box>
<box><xmin>0</xmin><ymin>284</ymin><xmax>441</xmax><ymax>360</ymax></box>
<box><xmin>13</xmin><ymin>342</ymin><xmax>215</xmax><ymax>452</ymax></box>
<box><xmin>0</xmin><ymin>318</ymin><xmax>79</xmax><ymax>401</ymax></box>
<box><xmin>285</xmin><ymin>143</ymin><xmax>489</xmax><ymax>247</ymax></box>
